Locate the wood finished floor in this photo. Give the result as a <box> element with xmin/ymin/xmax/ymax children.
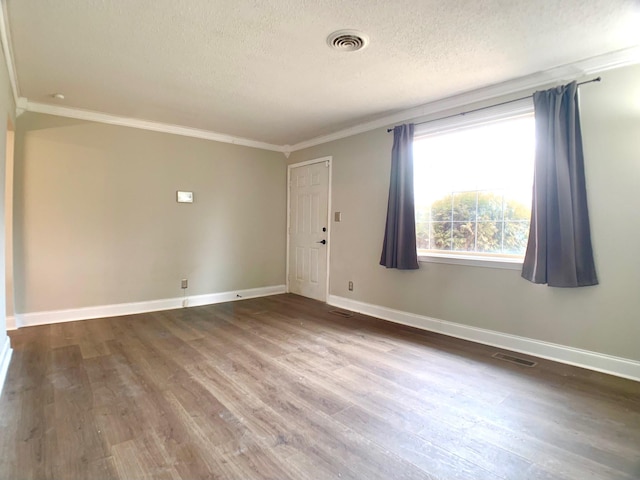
<box><xmin>1</xmin><ymin>294</ymin><xmax>639</xmax><ymax>480</ymax></box>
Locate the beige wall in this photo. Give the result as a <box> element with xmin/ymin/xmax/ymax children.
<box><xmin>9</xmin><ymin>63</ymin><xmax>640</xmax><ymax>363</ymax></box>
<box><xmin>289</xmin><ymin>63</ymin><xmax>640</xmax><ymax>362</ymax></box>
<box><xmin>14</xmin><ymin>113</ymin><xmax>286</xmax><ymax>313</ymax></box>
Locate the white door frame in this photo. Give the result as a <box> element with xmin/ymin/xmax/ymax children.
<box><xmin>286</xmin><ymin>156</ymin><xmax>332</xmax><ymax>302</ymax></box>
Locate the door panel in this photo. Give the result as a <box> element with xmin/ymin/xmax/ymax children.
<box><xmin>289</xmin><ymin>161</ymin><xmax>329</xmax><ymax>301</ymax></box>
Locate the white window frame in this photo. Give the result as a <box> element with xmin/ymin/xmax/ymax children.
<box><xmin>413</xmin><ymin>98</ymin><xmax>534</xmax><ymax>270</ymax></box>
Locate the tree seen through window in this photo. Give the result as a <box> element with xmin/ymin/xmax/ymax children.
<box><xmin>416</xmin><ymin>191</ymin><xmax>530</xmax><ymax>255</ymax></box>
<box><xmin>413</xmin><ymin>111</ymin><xmax>535</xmax><ymax>259</ymax></box>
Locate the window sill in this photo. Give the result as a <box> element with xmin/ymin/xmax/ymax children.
<box><xmin>417</xmin><ymin>253</ymin><xmax>523</xmax><ymax>271</ymax></box>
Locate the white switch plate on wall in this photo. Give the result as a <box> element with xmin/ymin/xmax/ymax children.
<box><xmin>177</xmin><ymin>191</ymin><xmax>193</xmax><ymax>203</ymax></box>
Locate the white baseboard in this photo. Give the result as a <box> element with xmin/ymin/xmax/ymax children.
<box><xmin>0</xmin><ymin>336</ymin><xmax>13</xmax><ymax>398</ymax></box>
<box><xmin>10</xmin><ymin>285</ymin><xmax>286</xmax><ymax>330</ymax></box>
<box><xmin>328</xmin><ymin>295</ymin><xmax>640</xmax><ymax>382</ymax></box>
<box><xmin>185</xmin><ymin>285</ymin><xmax>287</xmax><ymax>308</ymax></box>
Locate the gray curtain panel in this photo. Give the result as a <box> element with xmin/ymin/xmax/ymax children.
<box><xmin>380</xmin><ymin>124</ymin><xmax>419</xmax><ymax>270</ymax></box>
<box><xmin>521</xmin><ymin>82</ymin><xmax>598</xmax><ymax>287</ymax></box>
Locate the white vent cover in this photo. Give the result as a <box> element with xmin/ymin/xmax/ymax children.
<box><xmin>327</xmin><ymin>30</ymin><xmax>369</xmax><ymax>52</ymax></box>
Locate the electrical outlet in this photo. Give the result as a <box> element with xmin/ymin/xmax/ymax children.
<box><xmin>181</xmin><ymin>279</ymin><xmax>188</xmax><ymax>289</ymax></box>
<box><xmin>348</xmin><ymin>281</ymin><xmax>353</xmax><ymax>291</ymax></box>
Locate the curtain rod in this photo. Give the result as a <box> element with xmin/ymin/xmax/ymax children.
<box><xmin>386</xmin><ymin>76</ymin><xmax>601</xmax><ymax>133</ymax></box>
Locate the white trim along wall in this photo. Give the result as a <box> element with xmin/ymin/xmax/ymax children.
<box><xmin>5</xmin><ymin>286</ymin><xmax>639</xmax><ymax>382</ymax></box>
<box><xmin>0</xmin><ymin>336</ymin><xmax>12</xmax><ymax>397</ymax></box>
<box><xmin>8</xmin><ymin>285</ymin><xmax>286</xmax><ymax>330</ymax></box>
<box><xmin>328</xmin><ymin>295</ymin><xmax>640</xmax><ymax>382</ymax></box>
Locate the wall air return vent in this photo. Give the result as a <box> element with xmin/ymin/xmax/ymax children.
<box><xmin>329</xmin><ymin>310</ymin><xmax>355</xmax><ymax>318</ymax></box>
<box><xmin>492</xmin><ymin>352</ymin><xmax>537</xmax><ymax>367</ymax></box>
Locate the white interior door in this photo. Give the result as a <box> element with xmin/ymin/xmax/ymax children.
<box><xmin>288</xmin><ymin>159</ymin><xmax>330</xmax><ymax>301</ymax></box>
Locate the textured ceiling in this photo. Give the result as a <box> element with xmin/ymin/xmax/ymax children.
<box><xmin>6</xmin><ymin>0</ymin><xmax>640</xmax><ymax>146</ymax></box>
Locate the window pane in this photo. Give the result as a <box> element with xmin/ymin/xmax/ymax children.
<box><xmin>504</xmin><ymin>190</ymin><xmax>531</xmax><ymax>221</ymax></box>
<box><xmin>477</xmin><ymin>191</ymin><xmax>504</xmax><ymax>221</ymax></box>
<box><xmin>429</xmin><ymin>194</ymin><xmax>452</xmax><ymax>222</ymax></box>
<box><xmin>431</xmin><ymin>222</ymin><xmax>452</xmax><ymax>251</ymax></box>
<box><xmin>452</xmin><ymin>222</ymin><xmax>475</xmax><ymax>251</ymax></box>
<box><xmin>414</xmin><ymin>113</ymin><xmax>534</xmax><ymax>259</ymax></box>
<box><xmin>416</xmin><ymin>221</ymin><xmax>431</xmax><ymax>250</ymax></box>
<box><xmin>477</xmin><ymin>221</ymin><xmax>503</xmax><ymax>253</ymax></box>
<box><xmin>503</xmin><ymin>221</ymin><xmax>529</xmax><ymax>255</ymax></box>
<box><xmin>452</xmin><ymin>192</ymin><xmax>477</xmax><ymax>222</ymax></box>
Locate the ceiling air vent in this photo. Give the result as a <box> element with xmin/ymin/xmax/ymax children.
<box><xmin>327</xmin><ymin>30</ymin><xmax>369</xmax><ymax>52</ymax></box>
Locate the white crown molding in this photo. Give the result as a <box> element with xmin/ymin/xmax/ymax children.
<box><xmin>328</xmin><ymin>295</ymin><xmax>640</xmax><ymax>382</ymax></box>
<box><xmin>289</xmin><ymin>45</ymin><xmax>640</xmax><ymax>152</ymax></box>
<box><xmin>0</xmin><ymin>336</ymin><xmax>12</xmax><ymax>398</ymax></box>
<box><xmin>9</xmin><ymin>285</ymin><xmax>286</xmax><ymax>329</ymax></box>
<box><xmin>24</xmin><ymin>101</ymin><xmax>286</xmax><ymax>152</ymax></box>
<box><xmin>15</xmin><ymin>95</ymin><xmax>26</xmax><ymax>116</ymax></box>
<box><xmin>2</xmin><ymin>2</ymin><xmax>638</xmax><ymax>156</ymax></box>
<box><xmin>0</xmin><ymin>0</ymin><xmax>19</xmax><ymax>105</ymax></box>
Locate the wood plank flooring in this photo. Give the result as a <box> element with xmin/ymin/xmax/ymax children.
<box><xmin>1</xmin><ymin>293</ymin><xmax>639</xmax><ymax>479</ymax></box>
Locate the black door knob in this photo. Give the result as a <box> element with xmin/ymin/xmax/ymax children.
<box><xmin>316</xmin><ymin>239</ymin><xmax>326</xmax><ymax>245</ymax></box>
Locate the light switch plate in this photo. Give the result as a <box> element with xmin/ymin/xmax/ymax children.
<box><xmin>334</xmin><ymin>211</ymin><xmax>342</xmax><ymax>222</ymax></box>
<box><xmin>177</xmin><ymin>191</ymin><xmax>193</xmax><ymax>203</ymax></box>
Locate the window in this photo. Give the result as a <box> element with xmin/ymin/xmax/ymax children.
<box><xmin>413</xmin><ymin>101</ymin><xmax>535</xmax><ymax>268</ymax></box>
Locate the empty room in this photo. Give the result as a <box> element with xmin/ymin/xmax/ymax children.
<box><xmin>0</xmin><ymin>0</ymin><xmax>639</xmax><ymax>479</ymax></box>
